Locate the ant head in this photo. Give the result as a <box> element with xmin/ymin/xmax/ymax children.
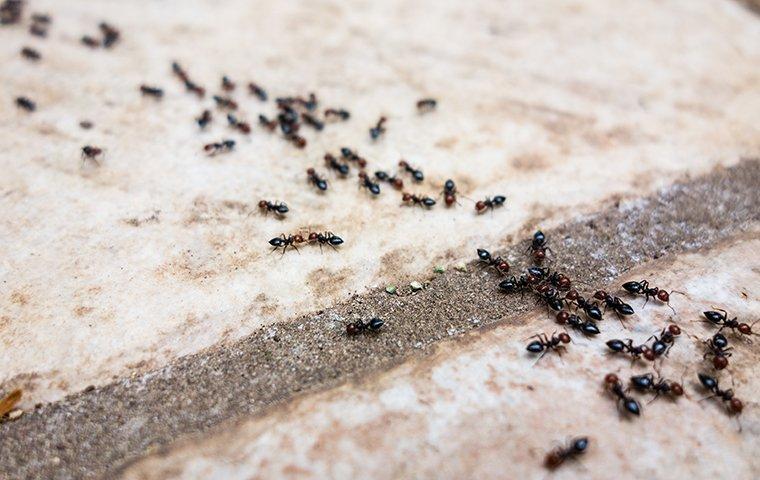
<box><xmin>713</xmin><ymin>356</ymin><xmax>729</xmax><ymax>370</ymax></box>
<box><xmin>555</xmin><ymin>311</ymin><xmax>569</xmax><ymax>324</ymax></box>
<box><xmin>398</xmin><ymin>160</ymin><xmax>407</xmax><ymax>168</ymax></box>
<box><xmin>729</xmin><ymin>398</ymin><xmax>743</xmax><ymax>414</ymax></box>
<box><xmin>475</xmin><ymin>200</ymin><xmax>486</xmax><ymax>212</ymax></box>
<box><xmin>392</xmin><ymin>178</ymin><xmax>404</xmax><ymax>189</ymax></box>
<box><xmin>565</xmin><ymin>289</ymin><xmax>579</xmax><ymax>301</ymax></box>
<box><xmin>533</xmin><ymin>249</ymin><xmax>546</xmax><ymax>261</ymax></box>
<box><xmin>308</xmin><ymin>232</ymin><xmax>318</xmax><ymax>241</ymax></box>
<box><xmin>604</xmin><ymin>373</ymin><xmax>619</xmax><ymax>385</ymax></box>
<box><xmin>306</xmin><ymin>168</ymin><xmax>315</xmax><ymax>175</ymax></box>
<box><xmin>643</xmin><ymin>349</ymin><xmax>656</xmax><ymax>362</ymax></box>
<box><xmin>445</xmin><ymin>194</ymin><xmax>455</xmax><ymax>206</ymax></box>
<box><xmin>402</xmin><ymin>193</ymin><xmax>412</xmax><ymax>202</ymax></box>
<box><xmin>293</xmin><ymin>234</ymin><xmax>304</xmax><ymax>243</ymax></box>
<box><xmin>670</xmin><ymin>382</ymin><xmax>684</xmax><ymax>396</ymax></box>
<box><xmin>558</xmin><ymin>276</ymin><xmax>571</xmax><ymax>289</ymax></box>
<box><xmin>668</xmin><ymin>324</ymin><xmax>681</xmax><ymax>336</ymax></box>
<box><xmin>656</xmin><ymin>290</ymin><xmax>669</xmax><ymax>302</ymax></box>
<box><xmin>738</xmin><ymin>323</ymin><xmax>752</xmax><ymax>335</ymax></box>
<box><xmin>358</xmin><ymin>171</ymin><xmax>367</xmax><ymax>179</ymax></box>
<box><xmin>593</xmin><ymin>290</ymin><xmax>608</xmax><ymax>301</ymax></box>
<box><xmin>258</xmin><ymin>200</ymin><xmax>267</xmax><ymax>208</ymax></box>
<box><xmin>558</xmin><ymin>333</ymin><xmax>571</xmax><ymax>344</ymax></box>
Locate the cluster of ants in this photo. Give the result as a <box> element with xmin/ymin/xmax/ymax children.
<box><xmin>479</xmin><ymin>230</ymin><xmax>754</xmax><ymax>468</ymax></box>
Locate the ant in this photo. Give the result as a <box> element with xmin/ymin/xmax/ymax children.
<box><xmin>81</xmin><ymin>145</ymin><xmax>103</xmax><ymax>165</ymax></box>
<box><xmin>213</xmin><ymin>95</ymin><xmax>238</xmax><ymax>110</ymax></box>
<box><xmin>268</xmin><ymin>234</ymin><xmax>305</xmax><ymax>255</ymax></box>
<box><xmin>306</xmin><ymin>168</ymin><xmax>328</xmax><ymax>191</ymax></box>
<box><xmin>324</xmin><ymin>108</ymin><xmax>350</xmax><ymax>121</ymax></box>
<box><xmin>258</xmin><ymin>200</ymin><xmax>288</xmax><ymax>217</ymax></box>
<box><xmin>604</xmin><ymin>373</ymin><xmax>641</xmax><ymax>416</ymax></box>
<box><xmin>416</xmin><ymin>98</ymin><xmax>437</xmax><ymax>113</ymax></box>
<box><xmin>499</xmin><ymin>274</ymin><xmax>528</xmax><ymax>293</ymax></box>
<box><xmin>527</xmin><ymin>230</ymin><xmax>550</xmax><ymax>261</ymax></box>
<box><xmin>648</xmin><ymin>324</ymin><xmax>681</xmax><ymax>357</ymax></box>
<box><xmin>358</xmin><ymin>172</ymin><xmax>381</xmax><ymax>195</ymax></box>
<box><xmin>30</xmin><ymin>22</ymin><xmax>48</xmax><ymax>37</ymax></box>
<box><xmin>203</xmin><ymin>139</ymin><xmax>235</xmax><ymax>156</ymax></box>
<box><xmin>248</xmin><ymin>82</ymin><xmax>267</xmax><ymax>101</ymax></box>
<box><xmin>536</xmin><ymin>286</ymin><xmax>564</xmax><ymax>311</ymax></box>
<box><xmin>79</xmin><ymin>120</ymin><xmax>93</xmax><ymax>130</ymax></box>
<box><xmin>185</xmin><ymin>80</ymin><xmax>205</xmax><ymax>98</ymax></box>
<box><xmin>286</xmin><ymin>134</ymin><xmax>307</xmax><ymax>149</ymax></box>
<box><xmin>621</xmin><ymin>280</ymin><xmax>680</xmax><ymax>312</ymax></box>
<box><xmin>346</xmin><ymin>318</ymin><xmax>383</xmax><ymax>335</ymax></box>
<box><xmin>301</xmin><ymin>113</ymin><xmax>324</xmax><ymax>131</ymax></box>
<box><xmin>477</xmin><ymin>249</ymin><xmax>510</xmax><ymax>275</ymax></box>
<box><xmin>593</xmin><ymin>291</ymin><xmax>635</xmax><ymax>318</ymax></box>
<box><xmin>442</xmin><ymin>179</ymin><xmax>458</xmax><ymax>207</ymax></box>
<box><xmin>81</xmin><ymin>35</ymin><xmax>99</xmax><ymax>48</ymax></box>
<box><xmin>556</xmin><ymin>311</ymin><xmax>600</xmax><ymax>336</ymax></box>
<box><xmin>475</xmin><ymin>196</ymin><xmax>506</xmax><ymax>214</ymax></box>
<box><xmin>15</xmin><ymin>96</ymin><xmax>35</xmax><ymax>112</ymax></box>
<box><xmin>703</xmin><ymin>309</ymin><xmax>755</xmax><ymax>337</ymax></box>
<box><xmin>369</xmin><ymin>116</ymin><xmax>387</xmax><ymax>140</ymax></box>
<box><xmin>221</xmin><ymin>75</ymin><xmax>235</xmax><ymax>92</ymax></box>
<box><xmin>698</xmin><ymin>373</ymin><xmax>743</xmax><ymax>416</ymax></box>
<box><xmin>398</xmin><ymin>160</ymin><xmax>423</xmax><ymax>182</ymax></box>
<box><xmin>703</xmin><ymin>333</ymin><xmax>732</xmax><ymax>370</ymax></box>
<box><xmin>375</xmin><ymin>171</ymin><xmax>403</xmax><ymax>190</ymax></box>
<box><xmin>308</xmin><ymin>231</ymin><xmax>344</xmax><ymax>252</ymax></box>
<box><xmin>547</xmin><ymin>271</ymin><xmax>572</xmax><ymax>290</ymax></box>
<box><xmin>196</xmin><ymin>110</ymin><xmax>212</xmax><ymax>129</ymax></box>
<box><xmin>324</xmin><ymin>154</ymin><xmax>349</xmax><ymax>176</ymax></box>
<box><xmin>606</xmin><ymin>338</ymin><xmax>654</xmax><ymax>362</ymax></box>
<box><xmin>99</xmin><ymin>22</ymin><xmax>120</xmax><ymax>48</ymax></box>
<box><xmin>140</xmin><ymin>85</ymin><xmax>164</xmax><ymax>99</ymax></box>
<box><xmin>526</xmin><ymin>332</ymin><xmax>571</xmax><ymax>362</ymax></box>
<box><xmin>340</xmin><ymin>148</ymin><xmax>367</xmax><ymax>168</ymax></box>
<box><xmin>544</xmin><ymin>437</ymin><xmax>588</xmax><ymax>470</ymax></box>
<box><xmin>0</xmin><ymin>0</ymin><xmax>23</xmax><ymax>25</ymax></box>
<box><xmin>258</xmin><ymin>114</ymin><xmax>278</xmax><ymax>132</ymax></box>
<box><xmin>629</xmin><ymin>373</ymin><xmax>684</xmax><ymax>402</ymax></box>
<box><xmin>227</xmin><ymin>114</ymin><xmax>251</xmax><ymax>134</ymax></box>
<box><xmin>564</xmin><ymin>291</ymin><xmax>603</xmax><ymax>321</ymax></box>
<box><xmin>402</xmin><ymin>193</ymin><xmax>435</xmax><ymax>208</ymax></box>
<box><xmin>21</xmin><ymin>47</ymin><xmax>41</xmax><ymax>61</ymax></box>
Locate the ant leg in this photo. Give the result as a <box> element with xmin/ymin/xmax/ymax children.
<box><xmin>531</xmin><ymin>348</ymin><xmax>549</xmax><ymax>367</ymax></box>
<box><xmin>698</xmin><ymin>394</ymin><xmax>717</xmax><ymax>403</ymax></box>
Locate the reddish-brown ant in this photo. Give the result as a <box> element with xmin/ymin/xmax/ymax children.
<box><xmin>564</xmin><ymin>291</ymin><xmax>603</xmax><ymax>321</ymax></box>
<box><xmin>81</xmin><ymin>35</ymin><xmax>99</xmax><ymax>48</ymax></box>
<box><xmin>442</xmin><ymin>179</ymin><xmax>458</xmax><ymax>206</ymax></box>
<box><xmin>629</xmin><ymin>373</ymin><xmax>683</xmax><ymax>402</ymax></box>
<box><xmin>556</xmin><ymin>311</ymin><xmax>600</xmax><ymax>336</ymax></box>
<box><xmin>307</xmin><ymin>168</ymin><xmax>328</xmax><ymax>191</ymax></box>
<box><xmin>416</xmin><ymin>98</ymin><xmax>437</xmax><ymax>113</ymax></box>
<box><xmin>477</xmin><ymin>249</ymin><xmax>510</xmax><ymax>275</ymax></box>
<box><xmin>258</xmin><ymin>200</ymin><xmax>288</xmax><ymax>217</ymax></box>
<box><xmin>324</xmin><ymin>108</ymin><xmax>350</xmax><ymax>121</ymax></box>
<box><xmin>340</xmin><ymin>148</ymin><xmax>367</xmax><ymax>168</ymax></box>
<box><xmin>346</xmin><ymin>318</ymin><xmax>383</xmax><ymax>335</ymax></box>
<box><xmin>402</xmin><ymin>192</ymin><xmax>436</xmax><ymax>208</ymax></box>
<box><xmin>81</xmin><ymin>145</ymin><xmax>103</xmax><ymax>165</ymax></box>
<box><xmin>703</xmin><ymin>309</ymin><xmax>755</xmax><ymax>337</ymax></box>
<box><xmin>527</xmin><ymin>230</ymin><xmax>550</xmax><ymax>261</ymax></box>
<box><xmin>398</xmin><ymin>160</ymin><xmax>423</xmax><ymax>182</ymax></box>
<box><xmin>213</xmin><ymin>95</ymin><xmax>238</xmax><ymax>110</ymax></box>
<box><xmin>268</xmin><ymin>234</ymin><xmax>305</xmax><ymax>255</ymax></box>
<box><xmin>621</xmin><ymin>280</ymin><xmax>680</xmax><ymax>312</ymax></box>
<box><xmin>544</xmin><ymin>437</ymin><xmax>588</xmax><ymax>470</ymax></box>
<box><xmin>369</xmin><ymin>116</ymin><xmax>387</xmax><ymax>140</ymax></box>
<box><xmin>375</xmin><ymin>171</ymin><xmax>403</xmax><ymax>190</ymax></box>
<box><xmin>308</xmin><ymin>231</ymin><xmax>344</xmax><ymax>252</ymax></box>
<box><xmin>526</xmin><ymin>332</ymin><xmax>570</xmax><ymax>362</ymax></box>
<box><xmin>703</xmin><ymin>333</ymin><xmax>732</xmax><ymax>370</ymax></box>
<box><xmin>99</xmin><ymin>22</ymin><xmax>120</xmax><ymax>48</ymax></box>
<box><xmin>606</xmin><ymin>338</ymin><xmax>654</xmax><ymax>362</ymax></box>
<box><xmin>301</xmin><ymin>113</ymin><xmax>324</xmax><ymax>131</ymax></box>
<box><xmin>221</xmin><ymin>75</ymin><xmax>235</xmax><ymax>92</ymax></box>
<box><xmin>227</xmin><ymin>114</ymin><xmax>251</xmax><ymax>134</ymax></box>
<box><xmin>15</xmin><ymin>96</ymin><xmax>35</xmax><ymax>112</ymax></box>
<box><xmin>0</xmin><ymin>0</ymin><xmax>23</xmax><ymax>25</ymax></box>
<box><xmin>475</xmin><ymin>196</ymin><xmax>506</xmax><ymax>214</ymax></box>
<box><xmin>196</xmin><ymin>110</ymin><xmax>212</xmax><ymax>129</ymax></box>
<box><xmin>244</xmin><ymin>82</ymin><xmax>266</xmax><ymax>102</ymax></box>
<box><xmin>604</xmin><ymin>373</ymin><xmax>641</xmax><ymax>416</ymax></box>
<box><xmin>358</xmin><ymin>172</ymin><xmax>381</xmax><ymax>195</ymax></box>
<box><xmin>185</xmin><ymin>80</ymin><xmax>205</xmax><ymax>98</ymax></box>
<box><xmin>258</xmin><ymin>114</ymin><xmax>278</xmax><ymax>132</ymax></box>
<box><xmin>140</xmin><ymin>85</ymin><xmax>163</xmax><ymax>99</ymax></box>
<box><xmin>324</xmin><ymin>154</ymin><xmax>349</xmax><ymax>176</ymax></box>
<box><xmin>286</xmin><ymin>134</ymin><xmax>307</xmax><ymax>149</ymax></box>
<box><xmin>593</xmin><ymin>290</ymin><xmax>635</xmax><ymax>319</ymax></box>
<box><xmin>172</xmin><ymin>62</ymin><xmax>205</xmax><ymax>98</ymax></box>
<box><xmin>203</xmin><ymin>139</ymin><xmax>235</xmax><ymax>156</ymax></box>
<box><xmin>21</xmin><ymin>47</ymin><xmax>41</xmax><ymax>61</ymax></box>
<box><xmin>698</xmin><ymin>373</ymin><xmax>743</xmax><ymax>417</ymax></box>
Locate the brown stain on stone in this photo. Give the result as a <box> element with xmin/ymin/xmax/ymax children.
<box><xmin>73</xmin><ymin>306</ymin><xmax>94</xmax><ymax>317</ymax></box>
<box><xmin>10</xmin><ymin>292</ymin><xmax>29</xmax><ymax>306</ymax></box>
<box><xmin>434</xmin><ymin>136</ymin><xmax>458</xmax><ymax>149</ymax></box>
<box><xmin>511</xmin><ymin>153</ymin><xmax>549</xmax><ymax>172</ymax></box>
<box><xmin>307</xmin><ymin>267</ymin><xmax>352</xmax><ymax>298</ymax></box>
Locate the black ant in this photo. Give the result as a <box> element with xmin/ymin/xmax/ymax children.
<box><xmin>227</xmin><ymin>114</ymin><xmax>251</xmax><ymax>134</ymax></box>
<box><xmin>81</xmin><ymin>35</ymin><xmax>99</xmax><ymax>48</ymax></box>
<box><xmin>527</xmin><ymin>230</ymin><xmax>550</xmax><ymax>261</ymax></box>
<box><xmin>564</xmin><ymin>291</ymin><xmax>603</xmax><ymax>321</ymax></box>
<box><xmin>324</xmin><ymin>154</ymin><xmax>349</xmax><ymax>176</ymax></box>
<box><xmin>526</xmin><ymin>332</ymin><xmax>571</xmax><ymax>362</ymax></box>
<box><xmin>416</xmin><ymin>98</ymin><xmax>437</xmax><ymax>113</ymax></box>
<box><xmin>629</xmin><ymin>373</ymin><xmax>684</xmax><ymax>402</ymax></box>
<box><xmin>369</xmin><ymin>116</ymin><xmax>387</xmax><ymax>140</ymax></box>
<box><xmin>556</xmin><ymin>311</ymin><xmax>600</xmax><ymax>336</ymax></box>
<box><xmin>475</xmin><ymin>196</ymin><xmax>506</xmax><ymax>214</ymax></box>
<box><xmin>306</xmin><ymin>168</ymin><xmax>328</xmax><ymax>191</ymax></box>
<box><xmin>258</xmin><ymin>114</ymin><xmax>278</xmax><ymax>132</ymax></box>
<box><xmin>604</xmin><ymin>373</ymin><xmax>641</xmax><ymax>416</ymax></box>
<box><xmin>140</xmin><ymin>85</ymin><xmax>164</xmax><ymax>99</ymax></box>
<box><xmin>648</xmin><ymin>324</ymin><xmax>681</xmax><ymax>357</ymax></box>
<box><xmin>324</xmin><ymin>108</ymin><xmax>350</xmax><ymax>121</ymax></box>
<box><xmin>375</xmin><ymin>171</ymin><xmax>403</xmax><ymax>190</ymax></box>
<box><xmin>401</xmin><ymin>193</ymin><xmax>435</xmax><ymax>208</ymax></box>
<box><xmin>213</xmin><ymin>95</ymin><xmax>238</xmax><ymax>110</ymax></box>
<box><xmin>81</xmin><ymin>145</ymin><xmax>103</xmax><ymax>165</ymax></box>
<box><xmin>221</xmin><ymin>75</ymin><xmax>235</xmax><ymax>92</ymax></box>
<box><xmin>442</xmin><ymin>179</ymin><xmax>458</xmax><ymax>207</ymax></box>
<box><xmin>31</xmin><ymin>13</ymin><xmax>52</xmax><ymax>24</ymax></box>
<box><xmin>21</xmin><ymin>47</ymin><xmax>41</xmax><ymax>61</ymax></box>
<box><xmin>593</xmin><ymin>290</ymin><xmax>635</xmax><ymax>318</ymax></box>
<box><xmin>258</xmin><ymin>200</ymin><xmax>288</xmax><ymax>217</ymax></box>
<box><xmin>340</xmin><ymin>148</ymin><xmax>367</xmax><ymax>168</ymax></box>
<box><xmin>398</xmin><ymin>160</ymin><xmax>423</xmax><ymax>182</ymax></box>
<box><xmin>203</xmin><ymin>139</ymin><xmax>235</xmax><ymax>156</ymax></box>
<box><xmin>99</xmin><ymin>22</ymin><xmax>120</xmax><ymax>48</ymax></box>
<box><xmin>544</xmin><ymin>437</ymin><xmax>588</xmax><ymax>470</ymax></box>
<box><xmin>268</xmin><ymin>233</ymin><xmax>305</xmax><ymax>255</ymax></box>
<box><xmin>196</xmin><ymin>110</ymin><xmax>212</xmax><ymax>129</ymax></box>
<box><xmin>301</xmin><ymin>113</ymin><xmax>324</xmax><ymax>131</ymax></box>
<box><xmin>703</xmin><ymin>333</ymin><xmax>732</xmax><ymax>370</ymax></box>
<box><xmin>30</xmin><ymin>23</ymin><xmax>48</xmax><ymax>37</ymax></box>
<box><xmin>698</xmin><ymin>373</ymin><xmax>743</xmax><ymax>416</ymax></box>
<box><xmin>477</xmin><ymin>249</ymin><xmax>510</xmax><ymax>275</ymax></box>
<box><xmin>358</xmin><ymin>172</ymin><xmax>381</xmax><ymax>195</ymax></box>
<box><xmin>308</xmin><ymin>231</ymin><xmax>344</xmax><ymax>252</ymax></box>
<box><xmin>606</xmin><ymin>338</ymin><xmax>654</xmax><ymax>362</ymax></box>
<box><xmin>15</xmin><ymin>96</ymin><xmax>35</xmax><ymax>112</ymax></box>
<box><xmin>172</xmin><ymin>62</ymin><xmax>205</xmax><ymax>97</ymax></box>
<box><xmin>346</xmin><ymin>318</ymin><xmax>383</xmax><ymax>335</ymax></box>
<box><xmin>248</xmin><ymin>82</ymin><xmax>267</xmax><ymax>101</ymax></box>
<box><xmin>703</xmin><ymin>309</ymin><xmax>755</xmax><ymax>337</ymax></box>
<box><xmin>621</xmin><ymin>280</ymin><xmax>680</xmax><ymax>312</ymax></box>
<box><xmin>79</xmin><ymin>120</ymin><xmax>93</xmax><ymax>130</ymax></box>
<box><xmin>499</xmin><ymin>274</ymin><xmax>528</xmax><ymax>293</ymax></box>
<box><xmin>286</xmin><ymin>134</ymin><xmax>307</xmax><ymax>149</ymax></box>
<box><xmin>535</xmin><ymin>285</ymin><xmax>564</xmax><ymax>311</ymax></box>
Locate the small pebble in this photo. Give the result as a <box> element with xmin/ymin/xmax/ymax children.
<box><xmin>454</xmin><ymin>262</ymin><xmax>467</xmax><ymax>272</ymax></box>
<box><xmin>385</xmin><ymin>285</ymin><xmax>397</xmax><ymax>294</ymax></box>
<box><xmin>8</xmin><ymin>409</ymin><xmax>23</xmax><ymax>420</ymax></box>
<box><xmin>433</xmin><ymin>265</ymin><xmax>446</xmax><ymax>273</ymax></box>
<box><xmin>410</xmin><ymin>281</ymin><xmax>423</xmax><ymax>291</ymax></box>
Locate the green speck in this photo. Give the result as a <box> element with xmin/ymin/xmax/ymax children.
<box><xmin>385</xmin><ymin>285</ymin><xmax>397</xmax><ymax>294</ymax></box>
<box><xmin>434</xmin><ymin>265</ymin><xmax>446</xmax><ymax>273</ymax></box>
